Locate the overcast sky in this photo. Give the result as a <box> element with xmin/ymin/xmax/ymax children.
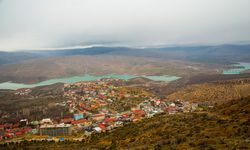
<box><xmin>0</xmin><ymin>0</ymin><xmax>250</xmax><ymax>50</ymax></box>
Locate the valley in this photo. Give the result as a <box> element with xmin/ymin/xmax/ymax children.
<box><xmin>0</xmin><ymin>74</ymin><xmax>250</xmax><ymax>149</ymax></box>
<box><xmin>0</xmin><ymin>45</ymin><xmax>250</xmax><ymax>149</ymax></box>
<box><xmin>1</xmin><ymin>0</ymin><xmax>249</xmax><ymax>149</ymax></box>
<box><xmin>0</xmin><ymin>55</ymin><xmax>221</xmax><ymax>84</ymax></box>
<box><xmin>1</xmin><ymin>44</ymin><xmax>250</xmax><ymax>85</ymax></box>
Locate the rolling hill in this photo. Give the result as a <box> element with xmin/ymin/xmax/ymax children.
<box><xmin>0</xmin><ymin>55</ymin><xmax>221</xmax><ymax>84</ymax></box>
<box><xmin>0</xmin><ymin>44</ymin><xmax>250</xmax><ymax>84</ymax></box>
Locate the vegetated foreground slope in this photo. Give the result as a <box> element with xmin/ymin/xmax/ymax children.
<box><xmin>166</xmin><ymin>77</ymin><xmax>250</xmax><ymax>104</ymax></box>
<box><xmin>82</xmin><ymin>97</ymin><xmax>250</xmax><ymax>150</ymax></box>
<box><xmin>1</xmin><ymin>96</ymin><xmax>249</xmax><ymax>150</ymax></box>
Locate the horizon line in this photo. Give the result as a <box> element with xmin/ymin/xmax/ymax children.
<box><xmin>1</xmin><ymin>42</ymin><xmax>250</xmax><ymax>52</ymax></box>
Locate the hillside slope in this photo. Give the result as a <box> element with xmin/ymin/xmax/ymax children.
<box><xmin>1</xmin><ymin>96</ymin><xmax>249</xmax><ymax>149</ymax></box>
<box><xmin>0</xmin><ymin>55</ymin><xmax>220</xmax><ymax>84</ymax></box>
<box><xmin>82</xmin><ymin>97</ymin><xmax>250</xmax><ymax>150</ymax></box>
<box><xmin>166</xmin><ymin>78</ymin><xmax>250</xmax><ymax>104</ymax></box>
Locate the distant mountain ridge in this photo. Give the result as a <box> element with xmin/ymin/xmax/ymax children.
<box><xmin>0</xmin><ymin>51</ymin><xmax>40</xmax><ymax>64</ymax></box>
<box><xmin>0</xmin><ymin>44</ymin><xmax>250</xmax><ymax>64</ymax></box>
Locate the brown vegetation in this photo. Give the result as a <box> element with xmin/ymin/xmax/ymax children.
<box><xmin>1</xmin><ymin>96</ymin><xmax>249</xmax><ymax>150</ymax></box>
<box><xmin>166</xmin><ymin>78</ymin><xmax>250</xmax><ymax>104</ymax></box>
<box><xmin>0</xmin><ymin>55</ymin><xmax>221</xmax><ymax>84</ymax></box>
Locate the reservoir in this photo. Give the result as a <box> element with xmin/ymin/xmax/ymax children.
<box><xmin>223</xmin><ymin>62</ymin><xmax>250</xmax><ymax>75</ymax></box>
<box><xmin>0</xmin><ymin>74</ymin><xmax>180</xmax><ymax>90</ymax></box>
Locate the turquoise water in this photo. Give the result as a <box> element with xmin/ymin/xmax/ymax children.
<box><xmin>141</xmin><ymin>75</ymin><xmax>180</xmax><ymax>82</ymax></box>
<box><xmin>223</xmin><ymin>62</ymin><xmax>250</xmax><ymax>75</ymax></box>
<box><xmin>0</xmin><ymin>74</ymin><xmax>180</xmax><ymax>90</ymax></box>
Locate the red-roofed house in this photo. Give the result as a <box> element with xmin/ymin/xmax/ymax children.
<box><xmin>71</xmin><ymin>119</ymin><xmax>87</xmax><ymax>125</ymax></box>
<box><xmin>13</xmin><ymin>123</ymin><xmax>19</xmax><ymax>128</ymax></box>
<box><xmin>4</xmin><ymin>133</ymin><xmax>13</xmax><ymax>139</ymax></box>
<box><xmin>0</xmin><ymin>125</ymin><xmax>4</xmax><ymax>130</ymax></box>
<box><xmin>79</xmin><ymin>103</ymin><xmax>85</xmax><ymax>107</ymax></box>
<box><xmin>92</xmin><ymin>114</ymin><xmax>105</xmax><ymax>121</ymax></box>
<box><xmin>98</xmin><ymin>124</ymin><xmax>106</xmax><ymax>130</ymax></box>
<box><xmin>0</xmin><ymin>125</ymin><xmax>4</xmax><ymax>136</ymax></box>
<box><xmin>103</xmin><ymin>118</ymin><xmax>116</xmax><ymax>124</ymax></box>
<box><xmin>121</xmin><ymin>113</ymin><xmax>129</xmax><ymax>118</ymax></box>
<box><xmin>21</xmin><ymin>127</ymin><xmax>32</xmax><ymax>133</ymax></box>
<box><xmin>15</xmin><ymin>131</ymin><xmax>23</xmax><ymax>135</ymax></box>
<box><xmin>62</xmin><ymin>118</ymin><xmax>74</xmax><ymax>124</ymax></box>
<box><xmin>132</xmin><ymin>109</ymin><xmax>145</xmax><ymax>117</ymax></box>
<box><xmin>4</xmin><ymin>124</ymin><xmax>12</xmax><ymax>129</ymax></box>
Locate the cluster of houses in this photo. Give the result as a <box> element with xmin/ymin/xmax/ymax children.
<box><xmin>64</xmin><ymin>79</ymin><xmax>150</xmax><ymax>113</ymax></box>
<box><xmin>14</xmin><ymin>89</ymin><xmax>32</xmax><ymax>96</ymax></box>
<box><xmin>0</xmin><ymin>119</ymin><xmax>37</xmax><ymax>141</ymax></box>
<box><xmin>59</xmin><ymin>79</ymin><xmax>203</xmax><ymax>135</ymax></box>
<box><xmin>0</xmin><ymin>79</ymin><xmax>206</xmax><ymax>141</ymax></box>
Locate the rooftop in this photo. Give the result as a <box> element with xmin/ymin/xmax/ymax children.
<box><xmin>40</xmin><ymin>124</ymin><xmax>71</xmax><ymax>129</ymax></box>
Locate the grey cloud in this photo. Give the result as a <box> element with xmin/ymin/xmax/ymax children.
<box><xmin>0</xmin><ymin>0</ymin><xmax>249</xmax><ymax>50</ymax></box>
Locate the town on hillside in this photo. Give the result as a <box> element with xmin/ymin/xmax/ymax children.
<box><xmin>0</xmin><ymin>79</ymin><xmax>210</xmax><ymax>142</ymax></box>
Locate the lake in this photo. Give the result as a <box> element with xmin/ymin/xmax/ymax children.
<box><xmin>0</xmin><ymin>74</ymin><xmax>181</xmax><ymax>90</ymax></box>
<box><xmin>223</xmin><ymin>62</ymin><xmax>250</xmax><ymax>75</ymax></box>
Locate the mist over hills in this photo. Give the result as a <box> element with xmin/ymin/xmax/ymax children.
<box><xmin>1</xmin><ymin>44</ymin><xmax>250</xmax><ymax>65</ymax></box>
